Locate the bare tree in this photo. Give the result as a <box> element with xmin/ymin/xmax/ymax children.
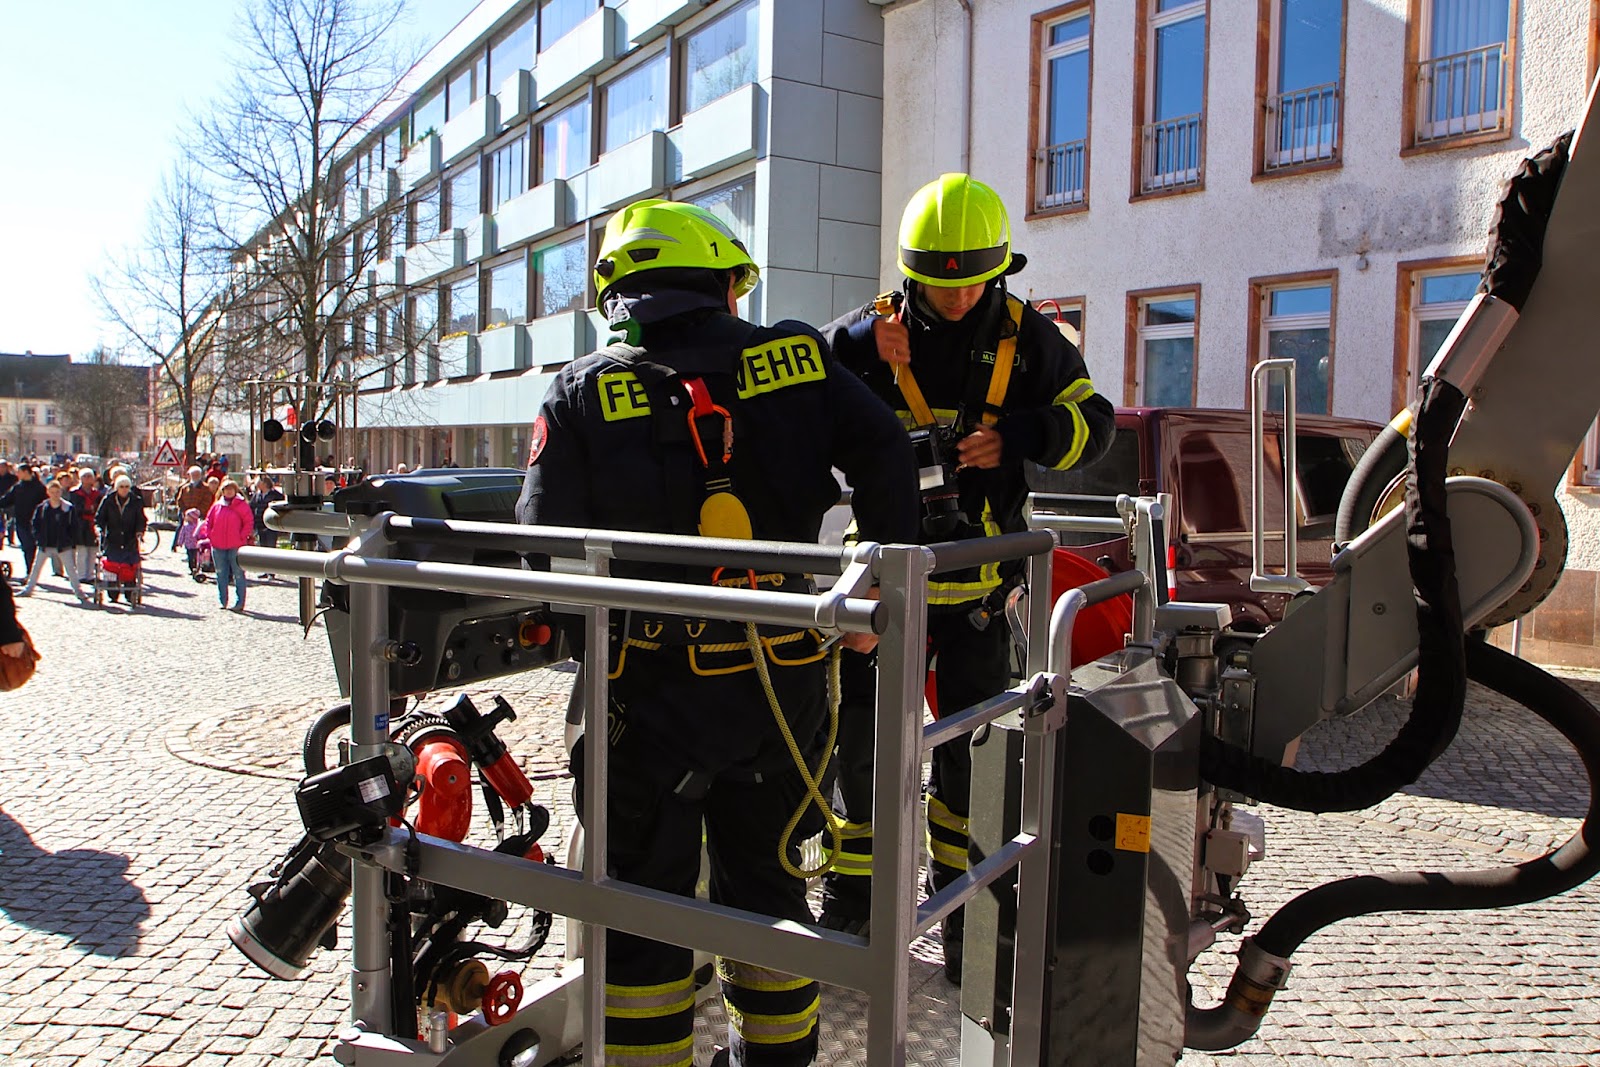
<box><xmin>93</xmin><ymin>164</ymin><xmax>234</xmax><ymax>462</ymax></box>
<box><xmin>50</xmin><ymin>347</ymin><xmax>147</xmax><ymax>458</ymax></box>
<box><xmin>198</xmin><ymin>0</ymin><xmax>410</xmax><ymax>436</ymax></box>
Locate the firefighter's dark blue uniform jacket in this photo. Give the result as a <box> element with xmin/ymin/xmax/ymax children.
<box><xmin>822</xmin><ymin>283</ymin><xmax>1116</xmax><ymax>607</ymax></box>
<box><xmin>516</xmin><ymin>291</ymin><xmax>917</xmax><ymax>1067</ymax></box>
<box><xmin>517</xmin><ymin>298</ymin><xmax>919</xmax><ymax>771</ymax></box>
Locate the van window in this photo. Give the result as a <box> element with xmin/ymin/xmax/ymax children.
<box><xmin>1027</xmin><ymin>428</ymin><xmax>1139</xmax><ymax>546</ymax></box>
<box><xmin>1296</xmin><ymin>432</ymin><xmax>1367</xmax><ymax>536</ymax></box>
<box><xmin>1026</xmin><ymin>427</ymin><xmax>1140</xmax><ymax>497</ymax></box>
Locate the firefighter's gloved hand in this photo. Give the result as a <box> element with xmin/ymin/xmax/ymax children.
<box><xmin>841</xmin><ymin>587</ymin><xmax>880</xmax><ymax>654</ymax></box>
<box><xmin>955</xmin><ymin>425</ymin><xmax>1003</xmax><ymax>470</ymax></box>
<box><xmin>872</xmin><ymin>315</ymin><xmax>911</xmax><ymax>366</ymax></box>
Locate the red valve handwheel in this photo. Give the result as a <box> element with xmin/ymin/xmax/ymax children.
<box><xmin>482</xmin><ymin>970</ymin><xmax>523</xmax><ymax>1025</ymax></box>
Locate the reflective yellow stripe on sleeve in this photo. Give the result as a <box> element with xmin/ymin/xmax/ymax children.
<box><xmin>1049</xmin><ymin>378</ymin><xmax>1096</xmax><ymax>471</ymax></box>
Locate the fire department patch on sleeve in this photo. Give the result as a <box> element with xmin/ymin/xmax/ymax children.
<box><xmin>528</xmin><ymin>415</ymin><xmax>549</xmax><ymax>465</ymax></box>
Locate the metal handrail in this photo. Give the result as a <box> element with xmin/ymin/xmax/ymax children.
<box><xmin>1140</xmin><ymin>112</ymin><xmax>1203</xmax><ymax>193</ymax></box>
<box><xmin>1264</xmin><ymin>80</ymin><xmax>1340</xmax><ymax>169</ymax></box>
<box><xmin>1416</xmin><ymin>42</ymin><xmax>1507</xmax><ymax>143</ymax></box>
<box><xmin>1035</xmin><ymin>138</ymin><xmax>1087</xmax><ymax>209</ymax></box>
<box><xmin>1250</xmin><ymin>359</ymin><xmax>1310</xmax><ymax>596</ymax></box>
<box><xmin>241</xmin><ymin>514</ymin><xmax>1087</xmax><ymax>1065</ymax></box>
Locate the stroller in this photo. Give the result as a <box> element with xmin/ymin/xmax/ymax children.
<box><xmin>95</xmin><ymin>545</ymin><xmax>142</xmax><ymax>608</ymax></box>
<box><xmin>193</xmin><ymin>543</ymin><xmax>215</xmax><ymax>583</ymax></box>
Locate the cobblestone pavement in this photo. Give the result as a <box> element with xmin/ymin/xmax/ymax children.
<box><xmin>0</xmin><ymin>541</ymin><xmax>1597</xmax><ymax>1065</ymax></box>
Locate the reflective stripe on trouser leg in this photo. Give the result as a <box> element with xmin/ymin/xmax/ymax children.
<box><xmin>719</xmin><ymin>959</ymin><xmax>820</xmax><ymax>1065</ymax></box>
<box><xmin>605</xmin><ymin>972</ymin><xmax>696</xmax><ymax>1067</ymax></box>
<box><xmin>926</xmin><ymin>793</ymin><xmax>970</xmax><ymax>873</ymax></box>
<box><xmin>817</xmin><ymin>819</ymin><xmax>873</xmax><ymax>878</ymax></box>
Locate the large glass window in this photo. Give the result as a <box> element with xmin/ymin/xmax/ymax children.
<box><xmin>538</xmin><ymin>98</ymin><xmax>590</xmax><ymax>182</ymax></box>
<box><xmin>412</xmin><ymin>86</ymin><xmax>446</xmax><ymax>143</ymax></box>
<box><xmin>1415</xmin><ymin>0</ymin><xmax>1512</xmax><ymax>143</ymax></box>
<box><xmin>444</xmin><ymin>275</ymin><xmax>478</xmax><ymax>338</ymax></box>
<box><xmin>1264</xmin><ymin>0</ymin><xmax>1343</xmax><ymax>170</ymax></box>
<box><xmin>536</xmin><ymin>236</ymin><xmax>588</xmax><ymax>317</ymax></box>
<box><xmin>490</xmin><ymin>11</ymin><xmax>537</xmax><ymax>83</ymax></box>
<box><xmin>1140</xmin><ymin>0</ymin><xmax>1207</xmax><ymax>194</ymax></box>
<box><xmin>383</xmin><ymin>302</ymin><xmax>405</xmax><ymax>352</ymax></box>
<box><xmin>446</xmin><ymin>163</ymin><xmax>482</xmax><ymax>228</ymax></box>
<box><xmin>410</xmin><ymin>288</ymin><xmax>440</xmax><ymax>348</ymax></box>
<box><xmin>410</xmin><ymin>184</ymin><xmax>441</xmax><ymax>246</ymax></box>
<box><xmin>485</xmin><ymin>256</ymin><xmax>529</xmax><ymax>327</ymax></box>
<box><xmin>1135</xmin><ymin>291</ymin><xmax>1197</xmax><ymax>406</ymax></box>
<box><xmin>490</xmin><ymin>132</ymin><xmax>531</xmax><ymax>209</ymax></box>
<box><xmin>602</xmin><ymin>53</ymin><xmax>668</xmax><ymax>153</ymax></box>
<box><xmin>683</xmin><ymin>1</ymin><xmax>759</xmax><ymax>114</ymax></box>
<box><xmin>1036</xmin><ymin>8</ymin><xmax>1091</xmax><ymax>210</ymax></box>
<box><xmin>447</xmin><ymin>53</ymin><xmax>487</xmax><ymax>118</ymax></box>
<box><xmin>687</xmin><ymin>177</ymin><xmax>755</xmax><ymax>252</ymax></box>
<box><xmin>540</xmin><ymin>0</ymin><xmax>591</xmax><ymax>52</ymax></box>
<box><xmin>1258</xmin><ymin>281</ymin><xmax>1334</xmax><ymax>414</ymax></box>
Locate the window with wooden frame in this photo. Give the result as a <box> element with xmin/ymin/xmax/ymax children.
<box><xmin>1392</xmin><ymin>256</ymin><xmax>1478</xmax><ymax>409</ymax></box>
<box><xmin>1403</xmin><ymin>0</ymin><xmax>1517</xmax><ymax>152</ymax></box>
<box><xmin>1134</xmin><ymin>0</ymin><xmax>1208</xmax><ymax>198</ymax></box>
<box><xmin>1590</xmin><ymin>1</ymin><xmax>1600</xmax><ymax>86</ymax></box>
<box><xmin>1256</xmin><ymin>0</ymin><xmax>1345</xmax><ymax>176</ymax></box>
<box><xmin>1030</xmin><ymin>4</ymin><xmax>1093</xmax><ymax>214</ymax></box>
<box><xmin>1125</xmin><ymin>286</ymin><xmax>1200</xmax><ymax>405</ymax></box>
<box><xmin>1249</xmin><ymin>272</ymin><xmax>1337</xmax><ymax>415</ymax></box>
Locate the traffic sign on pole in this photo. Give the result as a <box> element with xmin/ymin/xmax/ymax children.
<box><xmin>151</xmin><ymin>440</ymin><xmax>182</xmax><ymax>467</ymax></box>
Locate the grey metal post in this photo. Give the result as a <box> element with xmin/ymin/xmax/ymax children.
<box><xmin>345</xmin><ymin>528</ymin><xmax>393</xmax><ymax>1032</ymax></box>
<box><xmin>866</xmin><ymin>545</ymin><xmax>931</xmax><ymax>1067</ymax></box>
<box><xmin>583</xmin><ymin>545</ymin><xmax>613</xmax><ymax>1067</ymax></box>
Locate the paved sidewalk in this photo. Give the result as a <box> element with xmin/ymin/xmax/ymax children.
<box><xmin>0</xmin><ymin>542</ymin><xmax>1597</xmax><ymax>1065</ymax></box>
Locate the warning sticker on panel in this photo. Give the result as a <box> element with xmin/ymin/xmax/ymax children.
<box><xmin>1115</xmin><ymin>813</ymin><xmax>1151</xmax><ymax>853</ymax></box>
<box><xmin>359</xmin><ymin>776</ymin><xmax>391</xmax><ymax>805</ymax></box>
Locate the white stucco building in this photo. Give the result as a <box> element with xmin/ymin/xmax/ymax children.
<box><xmin>878</xmin><ymin>0</ymin><xmax>1600</xmax><ymax>664</ymax></box>
<box><xmin>338</xmin><ymin>0</ymin><xmax>886</xmax><ymax>472</ymax></box>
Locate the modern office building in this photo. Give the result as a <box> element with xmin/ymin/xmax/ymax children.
<box><xmin>336</xmin><ymin>0</ymin><xmax>886</xmax><ymax>472</ymax></box>
<box><xmin>878</xmin><ymin>0</ymin><xmax>1600</xmax><ymax>665</ymax></box>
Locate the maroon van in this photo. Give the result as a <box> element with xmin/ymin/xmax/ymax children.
<box><xmin>1028</xmin><ymin>407</ymin><xmax>1383</xmax><ymax>628</ymax></box>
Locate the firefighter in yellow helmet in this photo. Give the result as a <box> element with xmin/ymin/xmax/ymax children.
<box><xmin>817</xmin><ymin>174</ymin><xmax>1115</xmax><ymax>982</ymax></box>
<box><xmin>516</xmin><ymin>199</ymin><xmax>917</xmax><ymax>1066</ymax></box>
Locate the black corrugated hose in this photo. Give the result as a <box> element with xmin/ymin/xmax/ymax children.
<box><xmin>1197</xmin><ymin>376</ymin><xmax>1469</xmax><ymax>813</ymax></box>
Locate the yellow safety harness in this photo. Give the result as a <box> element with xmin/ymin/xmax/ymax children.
<box><xmin>872</xmin><ymin>292</ymin><xmax>1022</xmax><ymax>431</ymax></box>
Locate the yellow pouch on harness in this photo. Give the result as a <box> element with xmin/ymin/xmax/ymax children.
<box><xmin>699</xmin><ymin>490</ymin><xmax>753</xmax><ymax>540</ymax></box>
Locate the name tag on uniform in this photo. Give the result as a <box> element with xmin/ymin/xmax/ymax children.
<box><xmin>598</xmin><ymin>371</ymin><xmax>651</xmax><ymax>421</ymax></box>
<box><xmin>737</xmin><ymin>336</ymin><xmax>826</xmax><ymax>399</ymax></box>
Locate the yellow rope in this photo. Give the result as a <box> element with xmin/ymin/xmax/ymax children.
<box><xmin>746</xmin><ymin>623</ymin><xmax>843</xmax><ymax>880</ymax></box>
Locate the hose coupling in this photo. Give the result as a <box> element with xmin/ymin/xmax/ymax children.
<box><xmin>1225</xmin><ymin>938</ymin><xmax>1293</xmax><ymax>1019</ymax></box>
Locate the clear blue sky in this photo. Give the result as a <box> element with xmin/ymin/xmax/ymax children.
<box><xmin>0</xmin><ymin>0</ymin><xmax>482</xmax><ymax>360</ymax></box>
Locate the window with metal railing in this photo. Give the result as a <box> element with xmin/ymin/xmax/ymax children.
<box><xmin>1266</xmin><ymin>83</ymin><xmax>1340</xmax><ymax>169</ymax></box>
<box><xmin>1137</xmin><ymin>0</ymin><xmax>1207</xmax><ymax>195</ymax></box>
<box><xmin>1416</xmin><ymin>41</ymin><xmax>1508</xmax><ymax>141</ymax></box>
<box><xmin>1141</xmin><ymin>112</ymin><xmax>1203</xmax><ymax>192</ymax></box>
<box><xmin>1034</xmin><ymin>7</ymin><xmax>1092</xmax><ymax>211</ymax></box>
<box><xmin>1411</xmin><ymin>0</ymin><xmax>1512</xmax><ymax>146</ymax></box>
<box><xmin>1261</xmin><ymin>0</ymin><xmax>1344</xmax><ymax>172</ymax></box>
